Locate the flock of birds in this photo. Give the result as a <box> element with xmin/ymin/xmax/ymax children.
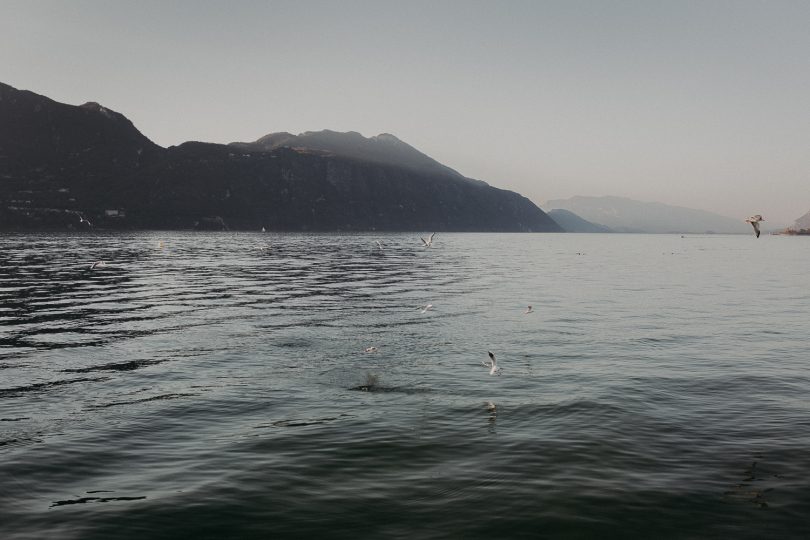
<box><xmin>75</xmin><ymin>210</ymin><xmax>765</xmax><ymax>376</ymax></box>
<box><xmin>366</xmin><ymin>216</ymin><xmax>763</xmax><ymax>381</ymax></box>
<box><xmin>366</xmin><ymin>231</ymin><xmax>531</xmax><ymax>377</ymax></box>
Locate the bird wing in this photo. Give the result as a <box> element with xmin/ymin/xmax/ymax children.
<box><xmin>488</xmin><ymin>351</ymin><xmax>496</xmax><ymax>367</ymax></box>
<box><xmin>420</xmin><ymin>237</ymin><xmax>428</xmax><ymax>246</ymax></box>
<box><xmin>428</xmin><ymin>232</ymin><xmax>436</xmax><ymax>243</ymax></box>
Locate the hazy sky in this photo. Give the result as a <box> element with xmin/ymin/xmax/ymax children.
<box><xmin>2</xmin><ymin>0</ymin><xmax>809</xmax><ymax>224</ymax></box>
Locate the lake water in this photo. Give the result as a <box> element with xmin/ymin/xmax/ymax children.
<box><xmin>1</xmin><ymin>232</ymin><xmax>809</xmax><ymax>539</ymax></box>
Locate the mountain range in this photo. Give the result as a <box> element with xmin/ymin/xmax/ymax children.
<box><xmin>545</xmin><ymin>196</ymin><xmax>751</xmax><ymax>234</ymax></box>
<box><xmin>546</xmin><ymin>209</ymin><xmax>612</xmax><ymax>233</ymax></box>
<box><xmin>0</xmin><ymin>82</ymin><xmax>561</xmax><ymax>232</ymax></box>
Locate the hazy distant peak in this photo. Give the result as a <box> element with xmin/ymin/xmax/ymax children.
<box><xmin>546</xmin><ymin>195</ymin><xmax>750</xmax><ymax>234</ymax></box>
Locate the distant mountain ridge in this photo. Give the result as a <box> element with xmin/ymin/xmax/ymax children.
<box><xmin>546</xmin><ymin>209</ymin><xmax>612</xmax><ymax>233</ymax></box>
<box><xmin>0</xmin><ymin>82</ymin><xmax>561</xmax><ymax>232</ymax></box>
<box><xmin>546</xmin><ymin>196</ymin><xmax>750</xmax><ymax>234</ymax></box>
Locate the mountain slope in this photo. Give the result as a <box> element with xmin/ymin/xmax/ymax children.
<box><xmin>545</xmin><ymin>196</ymin><xmax>750</xmax><ymax>234</ymax></box>
<box><xmin>0</xmin><ymin>82</ymin><xmax>561</xmax><ymax>232</ymax></box>
<box><xmin>131</xmin><ymin>142</ymin><xmax>558</xmax><ymax>231</ymax></box>
<box><xmin>230</xmin><ymin>130</ymin><xmax>469</xmax><ymax>182</ymax></box>
<box><xmin>546</xmin><ymin>208</ymin><xmax>612</xmax><ymax>233</ymax></box>
<box><xmin>792</xmin><ymin>210</ymin><xmax>810</xmax><ymax>230</ymax></box>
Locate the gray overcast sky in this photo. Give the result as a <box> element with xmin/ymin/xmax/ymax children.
<box><xmin>2</xmin><ymin>0</ymin><xmax>809</xmax><ymax>224</ymax></box>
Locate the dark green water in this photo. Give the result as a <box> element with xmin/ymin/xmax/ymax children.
<box><xmin>1</xmin><ymin>232</ymin><xmax>809</xmax><ymax>539</ymax></box>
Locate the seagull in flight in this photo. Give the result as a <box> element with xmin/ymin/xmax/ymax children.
<box><xmin>482</xmin><ymin>351</ymin><xmax>501</xmax><ymax>376</ymax></box>
<box><xmin>524</xmin><ymin>305</ymin><xmax>534</xmax><ymax>314</ymax></box>
<box><xmin>89</xmin><ymin>261</ymin><xmax>106</xmax><ymax>270</ymax></box>
<box><xmin>419</xmin><ymin>304</ymin><xmax>433</xmax><ymax>314</ymax></box>
<box><xmin>364</xmin><ymin>346</ymin><xmax>378</xmax><ymax>353</ymax></box>
<box><xmin>746</xmin><ymin>215</ymin><xmax>764</xmax><ymax>238</ymax></box>
<box><xmin>376</xmin><ymin>240</ymin><xmax>383</xmax><ymax>251</ymax></box>
<box><xmin>74</xmin><ymin>212</ymin><xmax>93</xmax><ymax>228</ymax></box>
<box><xmin>420</xmin><ymin>232</ymin><xmax>436</xmax><ymax>248</ymax></box>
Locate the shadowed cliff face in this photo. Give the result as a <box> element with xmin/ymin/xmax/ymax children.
<box><xmin>0</xmin><ymin>82</ymin><xmax>162</xmax><ymax>228</ymax></box>
<box><xmin>0</xmin><ymin>82</ymin><xmax>561</xmax><ymax>232</ymax></box>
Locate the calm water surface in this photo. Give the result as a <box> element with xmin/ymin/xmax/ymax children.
<box><xmin>1</xmin><ymin>232</ymin><xmax>809</xmax><ymax>539</ymax></box>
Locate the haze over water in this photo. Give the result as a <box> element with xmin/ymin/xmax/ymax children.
<box><xmin>1</xmin><ymin>232</ymin><xmax>809</xmax><ymax>538</ymax></box>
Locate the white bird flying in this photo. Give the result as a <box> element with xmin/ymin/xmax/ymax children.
<box><xmin>420</xmin><ymin>232</ymin><xmax>436</xmax><ymax>247</ymax></box>
<box><xmin>524</xmin><ymin>305</ymin><xmax>534</xmax><ymax>314</ymax></box>
<box><xmin>376</xmin><ymin>240</ymin><xmax>383</xmax><ymax>251</ymax></box>
<box><xmin>364</xmin><ymin>346</ymin><xmax>378</xmax><ymax>353</ymax></box>
<box><xmin>482</xmin><ymin>351</ymin><xmax>501</xmax><ymax>376</ymax></box>
<box><xmin>745</xmin><ymin>215</ymin><xmax>764</xmax><ymax>238</ymax></box>
<box><xmin>419</xmin><ymin>304</ymin><xmax>433</xmax><ymax>314</ymax></box>
<box><xmin>74</xmin><ymin>212</ymin><xmax>93</xmax><ymax>228</ymax></box>
<box><xmin>89</xmin><ymin>261</ymin><xmax>106</xmax><ymax>270</ymax></box>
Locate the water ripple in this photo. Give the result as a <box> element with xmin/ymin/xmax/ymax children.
<box><xmin>1</xmin><ymin>232</ymin><xmax>809</xmax><ymax>539</ymax></box>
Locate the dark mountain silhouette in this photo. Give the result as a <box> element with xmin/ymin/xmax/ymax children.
<box><xmin>0</xmin><ymin>82</ymin><xmax>561</xmax><ymax>232</ymax></box>
<box><xmin>0</xmin><ymin>82</ymin><xmax>161</xmax><ymax>227</ymax></box>
<box><xmin>546</xmin><ymin>209</ymin><xmax>612</xmax><ymax>233</ymax></box>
